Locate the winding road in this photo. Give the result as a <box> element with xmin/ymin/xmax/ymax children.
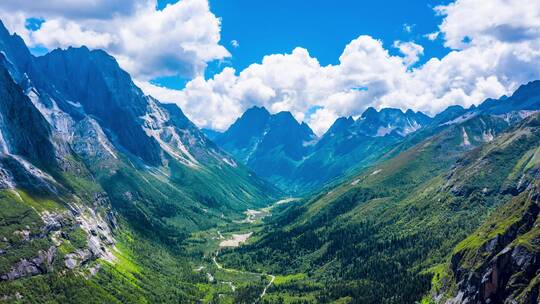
<box><xmin>209</xmin><ymin>198</ymin><xmax>298</xmax><ymax>302</ymax></box>
<box><xmin>212</xmin><ymin>246</ymin><xmax>276</xmax><ymax>301</ymax></box>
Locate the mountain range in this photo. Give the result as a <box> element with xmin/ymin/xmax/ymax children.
<box><xmin>1</xmin><ymin>17</ymin><xmax>540</xmax><ymax>304</ymax></box>
<box><xmin>0</xmin><ymin>20</ymin><xmax>279</xmax><ymax>302</ymax></box>
<box><xmin>218</xmin><ymin>80</ymin><xmax>540</xmax><ymax>303</ymax></box>
<box><xmin>211</xmin><ymin>78</ymin><xmax>540</xmax><ymax>196</ymax></box>
<box><xmin>211</xmin><ymin>105</ymin><xmax>434</xmax><ymax>193</ymax></box>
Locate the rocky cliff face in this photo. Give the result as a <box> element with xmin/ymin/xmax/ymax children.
<box><xmin>441</xmin><ymin>183</ymin><xmax>540</xmax><ymax>304</ymax></box>
<box><xmin>429</xmin><ymin>115</ymin><xmax>540</xmax><ymax>304</ymax></box>
<box><xmin>34</xmin><ymin>46</ymin><xmax>163</xmax><ymax>165</ymax></box>
<box><xmin>0</xmin><ymin>64</ymin><xmax>55</xmax><ymax>167</ymax></box>
<box><xmin>0</xmin><ymin>20</ymin><xmax>243</xmax><ymax>171</ymax></box>
<box><xmin>0</xmin><ymin>189</ymin><xmax>118</xmax><ymax>283</ymax></box>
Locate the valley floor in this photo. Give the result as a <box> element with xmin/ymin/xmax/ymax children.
<box><xmin>184</xmin><ymin>198</ymin><xmax>297</xmax><ymax>303</ymax></box>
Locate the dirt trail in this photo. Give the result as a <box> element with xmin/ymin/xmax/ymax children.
<box><xmin>213</xmin><ymin>243</ymin><xmax>274</xmax><ymax>300</ymax></box>
<box><xmin>211</xmin><ymin>198</ymin><xmax>298</xmax><ymax>301</ymax></box>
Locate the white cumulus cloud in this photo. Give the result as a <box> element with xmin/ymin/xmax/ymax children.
<box><xmin>3</xmin><ymin>0</ymin><xmax>540</xmax><ymax>137</ymax></box>
<box><xmin>145</xmin><ymin>0</ymin><xmax>540</xmax><ymax>136</ymax></box>
<box><xmin>0</xmin><ymin>0</ymin><xmax>230</xmax><ymax>80</ymax></box>
<box><xmin>0</xmin><ymin>0</ymin><xmax>143</xmax><ymax>20</ymax></box>
<box><xmin>424</xmin><ymin>31</ymin><xmax>439</xmax><ymax>41</ymax></box>
<box><xmin>436</xmin><ymin>0</ymin><xmax>540</xmax><ymax>49</ymax></box>
<box><xmin>393</xmin><ymin>41</ymin><xmax>424</xmax><ymax>67</ymax></box>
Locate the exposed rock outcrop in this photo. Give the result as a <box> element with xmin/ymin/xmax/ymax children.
<box><xmin>0</xmin><ymin>246</ymin><xmax>56</xmax><ymax>280</ymax></box>
<box><xmin>0</xmin><ymin>193</ymin><xmax>117</xmax><ymax>282</ymax></box>
<box><xmin>438</xmin><ymin>185</ymin><xmax>540</xmax><ymax>304</ymax></box>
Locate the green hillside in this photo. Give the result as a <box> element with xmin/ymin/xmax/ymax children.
<box><xmin>218</xmin><ymin>114</ymin><xmax>539</xmax><ymax>303</ymax></box>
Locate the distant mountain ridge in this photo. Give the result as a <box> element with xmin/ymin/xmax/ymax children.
<box><xmin>212</xmin><ymin>105</ymin><xmax>434</xmax><ymax>193</ymax></box>
<box><xmin>353</xmin><ymin>107</ymin><xmax>432</xmax><ymax>137</ymax></box>
<box><xmin>211</xmin><ymin>79</ymin><xmax>540</xmax><ymax>194</ymax></box>
<box><xmin>218</xmin><ymin>82</ymin><xmax>540</xmax><ymax>303</ymax></box>
<box><xmin>213</xmin><ymin>106</ymin><xmax>317</xmax><ymax>186</ymax></box>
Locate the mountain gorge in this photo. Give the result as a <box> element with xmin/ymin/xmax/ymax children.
<box><xmin>217</xmin><ymin>81</ymin><xmax>540</xmax><ymax>303</ymax></box>
<box><xmin>0</xmin><ymin>12</ymin><xmax>540</xmax><ymax>304</ymax></box>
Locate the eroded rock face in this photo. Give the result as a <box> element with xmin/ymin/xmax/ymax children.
<box><xmin>0</xmin><ymin>193</ymin><xmax>117</xmax><ymax>282</ymax></box>
<box><xmin>441</xmin><ymin>189</ymin><xmax>540</xmax><ymax>304</ymax></box>
<box><xmin>75</xmin><ymin>206</ymin><xmax>117</xmax><ymax>263</ymax></box>
<box><xmin>64</xmin><ymin>249</ymin><xmax>92</xmax><ymax>270</ymax></box>
<box><xmin>72</xmin><ymin>117</ymin><xmax>120</xmax><ymax>168</ymax></box>
<box><xmin>0</xmin><ymin>246</ymin><xmax>56</xmax><ymax>280</ymax></box>
<box><xmin>447</xmin><ymin>245</ymin><xmax>540</xmax><ymax>304</ymax></box>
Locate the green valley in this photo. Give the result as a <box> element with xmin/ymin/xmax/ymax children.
<box><xmin>1</xmin><ymin>4</ymin><xmax>540</xmax><ymax>304</ymax></box>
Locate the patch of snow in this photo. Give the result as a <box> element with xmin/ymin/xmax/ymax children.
<box><xmin>371</xmin><ymin>169</ymin><xmax>382</xmax><ymax>176</ymax></box>
<box><xmin>401</xmin><ymin>119</ymin><xmax>422</xmax><ymax>135</ymax></box>
<box><xmin>441</xmin><ymin>112</ymin><xmax>477</xmax><ymax>126</ymax></box>
<box><xmin>0</xmin><ymin>126</ymin><xmax>9</xmax><ymax>154</ymax></box>
<box><xmin>461</xmin><ymin>127</ymin><xmax>471</xmax><ymax>146</ymax></box>
<box><xmin>482</xmin><ymin>130</ymin><xmax>494</xmax><ymax>142</ymax></box>
<box><xmin>244</xmin><ymin>131</ymin><xmax>267</xmax><ymax>162</ymax></box>
<box><xmin>221</xmin><ymin>157</ymin><xmax>237</xmax><ymax>168</ymax></box>
<box><xmin>302</xmin><ymin>138</ymin><xmax>318</xmax><ymax>147</ymax></box>
<box><xmin>65</xmin><ymin>100</ymin><xmax>82</xmax><ymax>108</ymax></box>
<box><xmin>376</xmin><ymin>125</ymin><xmax>393</xmax><ymax>137</ymax></box>
<box><xmin>494</xmin><ymin>110</ymin><xmax>540</xmax><ymax>123</ymax></box>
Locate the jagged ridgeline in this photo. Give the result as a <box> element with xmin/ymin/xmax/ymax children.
<box><xmin>210</xmin><ymin>105</ymin><xmax>433</xmax><ymax>194</ymax></box>
<box><xmin>217</xmin><ymin>82</ymin><xmax>540</xmax><ymax>303</ymax></box>
<box><xmin>0</xmin><ymin>20</ymin><xmax>279</xmax><ymax>302</ymax></box>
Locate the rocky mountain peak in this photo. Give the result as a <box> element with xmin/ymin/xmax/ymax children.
<box><xmin>326</xmin><ymin>116</ymin><xmax>355</xmax><ymax>136</ymax></box>
<box><xmin>354</xmin><ymin>107</ymin><xmax>432</xmax><ymax>137</ymax></box>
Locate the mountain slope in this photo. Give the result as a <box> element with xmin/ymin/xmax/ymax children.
<box><xmin>0</xmin><ymin>21</ymin><xmax>278</xmax><ymax>211</ymax></box>
<box><xmin>288</xmin><ymin>107</ymin><xmax>433</xmax><ymax>192</ymax></box>
<box><xmin>214</xmin><ymin>106</ymin><xmax>317</xmax><ymax>187</ymax></box>
<box><xmin>218</xmin><ymin>98</ymin><xmax>540</xmax><ymax>303</ymax></box>
<box><xmin>0</xmin><ymin>63</ymin><xmax>55</xmax><ymax>167</ymax></box>
<box><xmin>213</xmin><ymin>106</ymin><xmax>433</xmax><ymax>194</ymax></box>
<box><xmin>427</xmin><ymin>115</ymin><xmax>540</xmax><ymax>304</ymax></box>
<box><xmin>0</xmin><ymin>20</ymin><xmax>279</xmax><ymax>303</ymax></box>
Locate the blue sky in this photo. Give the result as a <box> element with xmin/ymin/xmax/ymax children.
<box><xmin>154</xmin><ymin>0</ymin><xmax>452</xmax><ymax>89</ymax></box>
<box><xmin>4</xmin><ymin>0</ymin><xmax>540</xmax><ymax>135</ymax></box>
